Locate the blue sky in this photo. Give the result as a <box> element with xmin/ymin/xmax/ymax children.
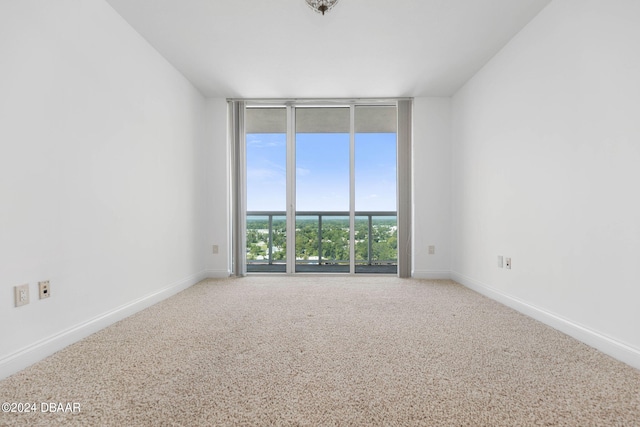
<box><xmin>247</xmin><ymin>133</ymin><xmax>396</xmax><ymax>212</ymax></box>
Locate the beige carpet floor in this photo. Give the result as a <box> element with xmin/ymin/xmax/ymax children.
<box><xmin>1</xmin><ymin>276</ymin><xmax>639</xmax><ymax>426</ymax></box>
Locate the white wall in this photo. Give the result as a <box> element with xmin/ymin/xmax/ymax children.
<box><xmin>0</xmin><ymin>0</ymin><xmax>209</xmax><ymax>378</ymax></box>
<box><xmin>451</xmin><ymin>0</ymin><xmax>640</xmax><ymax>368</ymax></box>
<box><xmin>205</xmin><ymin>98</ymin><xmax>232</xmax><ymax>277</ymax></box>
<box><xmin>413</xmin><ymin>98</ymin><xmax>452</xmax><ymax>279</ymax></box>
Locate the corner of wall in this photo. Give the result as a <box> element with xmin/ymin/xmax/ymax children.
<box><xmin>451</xmin><ymin>272</ymin><xmax>640</xmax><ymax>371</ymax></box>
<box><xmin>0</xmin><ymin>271</ymin><xmax>207</xmax><ymax>380</ymax></box>
<box><xmin>412</xmin><ymin>97</ymin><xmax>453</xmax><ymax>278</ymax></box>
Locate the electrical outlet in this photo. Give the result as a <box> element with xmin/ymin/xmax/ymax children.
<box><xmin>498</xmin><ymin>255</ymin><xmax>503</xmax><ymax>268</ymax></box>
<box><xmin>14</xmin><ymin>284</ymin><xmax>29</xmax><ymax>307</ymax></box>
<box><xmin>212</xmin><ymin>245</ymin><xmax>219</xmax><ymax>254</ymax></box>
<box><xmin>39</xmin><ymin>280</ymin><xmax>50</xmax><ymax>299</ymax></box>
<box><xmin>428</xmin><ymin>245</ymin><xmax>435</xmax><ymax>255</ymax></box>
<box><xmin>505</xmin><ymin>257</ymin><xmax>511</xmax><ymax>270</ymax></box>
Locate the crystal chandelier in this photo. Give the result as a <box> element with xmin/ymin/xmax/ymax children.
<box><xmin>305</xmin><ymin>0</ymin><xmax>339</xmax><ymax>15</ymax></box>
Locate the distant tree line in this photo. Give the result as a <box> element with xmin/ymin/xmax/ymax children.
<box><xmin>246</xmin><ymin>217</ymin><xmax>397</xmax><ymax>264</ymax></box>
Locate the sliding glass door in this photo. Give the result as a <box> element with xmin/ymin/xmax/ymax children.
<box><xmin>354</xmin><ymin>106</ymin><xmax>398</xmax><ymax>273</ymax></box>
<box><xmin>243</xmin><ymin>102</ymin><xmax>399</xmax><ymax>274</ymax></box>
<box><xmin>245</xmin><ymin>107</ymin><xmax>287</xmax><ymax>272</ymax></box>
<box><xmin>295</xmin><ymin>107</ymin><xmax>351</xmax><ymax>272</ymax></box>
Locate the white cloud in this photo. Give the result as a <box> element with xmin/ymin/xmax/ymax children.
<box><xmin>247</xmin><ymin>168</ymin><xmax>283</xmax><ymax>180</ymax></box>
<box><xmin>296</xmin><ymin>167</ymin><xmax>311</xmax><ymax>176</ymax></box>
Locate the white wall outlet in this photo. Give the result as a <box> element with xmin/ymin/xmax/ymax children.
<box><xmin>39</xmin><ymin>280</ymin><xmax>50</xmax><ymax>299</ymax></box>
<box><xmin>498</xmin><ymin>255</ymin><xmax>503</xmax><ymax>268</ymax></box>
<box><xmin>14</xmin><ymin>284</ymin><xmax>29</xmax><ymax>307</ymax></box>
<box><xmin>212</xmin><ymin>245</ymin><xmax>219</xmax><ymax>254</ymax></box>
<box><xmin>428</xmin><ymin>245</ymin><xmax>435</xmax><ymax>255</ymax></box>
<box><xmin>505</xmin><ymin>257</ymin><xmax>511</xmax><ymax>269</ymax></box>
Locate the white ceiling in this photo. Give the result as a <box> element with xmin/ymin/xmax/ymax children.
<box><xmin>104</xmin><ymin>0</ymin><xmax>552</xmax><ymax>98</ymax></box>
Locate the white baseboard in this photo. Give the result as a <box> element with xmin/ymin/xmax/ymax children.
<box><xmin>451</xmin><ymin>271</ymin><xmax>640</xmax><ymax>371</ymax></box>
<box><xmin>205</xmin><ymin>269</ymin><xmax>231</xmax><ymax>279</ymax></box>
<box><xmin>413</xmin><ymin>270</ymin><xmax>451</xmax><ymax>280</ymax></box>
<box><xmin>4</xmin><ymin>269</ymin><xmax>637</xmax><ymax>380</ymax></box>
<box><xmin>0</xmin><ymin>270</ymin><xmax>207</xmax><ymax>380</ymax></box>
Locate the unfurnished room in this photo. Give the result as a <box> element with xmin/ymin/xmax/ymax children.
<box><xmin>1</xmin><ymin>0</ymin><xmax>639</xmax><ymax>425</ymax></box>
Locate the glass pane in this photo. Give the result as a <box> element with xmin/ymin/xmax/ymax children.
<box><xmin>354</xmin><ymin>215</ymin><xmax>397</xmax><ymax>265</ymax></box>
<box><xmin>295</xmin><ymin>133</ymin><xmax>350</xmax><ymax>211</ymax></box>
<box><xmin>355</xmin><ymin>105</ymin><xmax>397</xmax><ymax>274</ymax></box>
<box><xmin>295</xmin><ymin>215</ymin><xmax>318</xmax><ymax>263</ymax></box>
<box><xmin>371</xmin><ymin>215</ymin><xmax>397</xmax><ymax>263</ymax></box>
<box><xmin>355</xmin><ymin>215</ymin><xmax>369</xmax><ymax>265</ymax></box>
<box><xmin>246</xmin><ymin>107</ymin><xmax>286</xmax><ymax>272</ymax></box>
<box><xmin>296</xmin><ymin>107</ymin><xmax>350</xmax><ymax>272</ymax></box>
<box><xmin>295</xmin><ymin>214</ymin><xmax>350</xmax><ymax>273</ymax></box>
<box><xmin>355</xmin><ymin>106</ymin><xmax>396</xmax><ymax>212</ymax></box>
<box><xmin>270</xmin><ymin>215</ymin><xmax>287</xmax><ymax>262</ymax></box>
<box><xmin>320</xmin><ymin>215</ymin><xmax>350</xmax><ymax>266</ymax></box>
<box><xmin>246</xmin><ymin>215</ymin><xmax>287</xmax><ymax>272</ymax></box>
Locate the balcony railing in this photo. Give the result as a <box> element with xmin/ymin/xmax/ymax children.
<box><xmin>246</xmin><ymin>211</ymin><xmax>397</xmax><ymax>273</ymax></box>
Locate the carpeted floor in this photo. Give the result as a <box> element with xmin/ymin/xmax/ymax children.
<box><xmin>1</xmin><ymin>276</ymin><xmax>639</xmax><ymax>426</ymax></box>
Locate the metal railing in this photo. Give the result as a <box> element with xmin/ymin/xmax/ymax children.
<box><xmin>246</xmin><ymin>211</ymin><xmax>397</xmax><ymax>267</ymax></box>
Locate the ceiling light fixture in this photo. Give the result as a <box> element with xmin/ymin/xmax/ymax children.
<box><xmin>305</xmin><ymin>0</ymin><xmax>339</xmax><ymax>15</ymax></box>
